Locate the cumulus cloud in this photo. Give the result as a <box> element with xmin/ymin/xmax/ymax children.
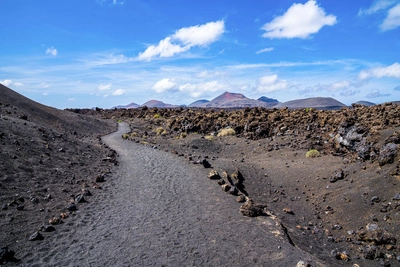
<box><xmin>381</xmin><ymin>4</ymin><xmax>400</xmax><ymax>31</ymax></box>
<box><xmin>261</xmin><ymin>0</ymin><xmax>337</xmax><ymax>39</ymax></box>
<box><xmin>359</xmin><ymin>62</ymin><xmax>400</xmax><ymax>80</ymax></box>
<box><xmin>179</xmin><ymin>81</ymin><xmax>228</xmax><ymax>98</ymax></box>
<box><xmin>138</xmin><ymin>20</ymin><xmax>225</xmax><ymax>61</ymax></box>
<box><xmin>257</xmin><ymin>74</ymin><xmax>288</xmax><ymax>92</ymax></box>
<box><xmin>151</xmin><ymin>78</ymin><xmax>177</xmax><ymax>93</ymax></box>
<box><xmin>111</xmin><ymin>89</ymin><xmax>125</xmax><ymax>96</ymax></box>
<box><xmin>0</xmin><ymin>79</ymin><xmax>24</xmax><ymax>87</ymax></box>
<box><xmin>46</xmin><ymin>47</ymin><xmax>58</xmax><ymax>56</ymax></box>
<box><xmin>256</xmin><ymin>47</ymin><xmax>274</xmax><ymax>54</ymax></box>
<box><xmin>394</xmin><ymin>85</ymin><xmax>400</xmax><ymax>91</ymax></box>
<box><xmin>366</xmin><ymin>89</ymin><xmax>390</xmax><ymax>98</ymax></box>
<box><xmin>98</xmin><ymin>83</ymin><xmax>112</xmax><ymax>91</ymax></box>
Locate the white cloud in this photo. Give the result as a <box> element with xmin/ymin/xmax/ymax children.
<box><xmin>0</xmin><ymin>79</ymin><xmax>24</xmax><ymax>87</ymax></box>
<box><xmin>358</xmin><ymin>0</ymin><xmax>397</xmax><ymax>15</ymax></box>
<box><xmin>172</xmin><ymin>20</ymin><xmax>225</xmax><ymax>47</ymax></box>
<box><xmin>256</xmin><ymin>47</ymin><xmax>274</xmax><ymax>54</ymax></box>
<box><xmin>98</xmin><ymin>83</ymin><xmax>112</xmax><ymax>91</ymax></box>
<box><xmin>261</xmin><ymin>0</ymin><xmax>337</xmax><ymax>39</ymax></box>
<box><xmin>179</xmin><ymin>81</ymin><xmax>228</xmax><ymax>98</ymax></box>
<box><xmin>366</xmin><ymin>89</ymin><xmax>391</xmax><ymax>98</ymax></box>
<box><xmin>67</xmin><ymin>98</ymin><xmax>76</xmax><ymax>101</ymax></box>
<box><xmin>381</xmin><ymin>4</ymin><xmax>400</xmax><ymax>31</ymax></box>
<box><xmin>46</xmin><ymin>47</ymin><xmax>58</xmax><ymax>56</ymax></box>
<box><xmin>257</xmin><ymin>74</ymin><xmax>288</xmax><ymax>92</ymax></box>
<box><xmin>111</xmin><ymin>89</ymin><xmax>125</xmax><ymax>96</ymax></box>
<box><xmin>151</xmin><ymin>78</ymin><xmax>177</xmax><ymax>93</ymax></box>
<box><xmin>138</xmin><ymin>20</ymin><xmax>225</xmax><ymax>61</ymax></box>
<box><xmin>138</xmin><ymin>38</ymin><xmax>189</xmax><ymax>61</ymax></box>
<box><xmin>359</xmin><ymin>62</ymin><xmax>400</xmax><ymax>80</ymax></box>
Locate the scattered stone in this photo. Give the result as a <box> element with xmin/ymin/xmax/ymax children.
<box><xmin>207</xmin><ymin>170</ymin><xmax>220</xmax><ymax>180</ymax></box>
<box><xmin>358</xmin><ymin>225</ymin><xmax>396</xmax><ymax>245</ymax></box>
<box><xmin>295</xmin><ymin>260</ymin><xmax>310</xmax><ymax>267</ymax></box>
<box><xmin>379</xmin><ymin>143</ymin><xmax>398</xmax><ymax>166</ymax></box>
<box><xmin>49</xmin><ymin>217</ymin><xmax>62</xmax><ymax>225</ymax></box>
<box><xmin>236</xmin><ymin>195</ymin><xmax>246</xmax><ymax>203</ymax></box>
<box><xmin>201</xmin><ymin>159</ymin><xmax>211</xmax><ymax>168</ymax></box>
<box><xmin>229</xmin><ymin>186</ymin><xmax>238</xmax><ymax>195</ymax></box>
<box><xmin>330</xmin><ymin>169</ymin><xmax>344</xmax><ymax>183</ymax></box>
<box><xmin>40</xmin><ymin>224</ymin><xmax>55</xmax><ymax>232</ymax></box>
<box><xmin>82</xmin><ymin>188</ymin><xmax>92</xmax><ymax>196</ymax></box>
<box><xmin>371</xmin><ymin>196</ymin><xmax>381</xmax><ymax>203</ymax></box>
<box><xmin>16</xmin><ymin>204</ymin><xmax>24</xmax><ymax>210</ymax></box>
<box><xmin>60</xmin><ymin>212</ymin><xmax>69</xmax><ymax>219</ymax></box>
<box><xmin>282</xmin><ymin>207</ymin><xmax>294</xmax><ymax>215</ymax></box>
<box><xmin>75</xmin><ymin>193</ymin><xmax>86</xmax><ymax>203</ymax></box>
<box><xmin>1</xmin><ymin>204</ymin><xmax>7</xmax><ymax>210</ymax></box>
<box><xmin>393</xmin><ymin>193</ymin><xmax>400</xmax><ymax>200</ymax></box>
<box><xmin>67</xmin><ymin>203</ymin><xmax>77</xmax><ymax>211</ymax></box>
<box><xmin>231</xmin><ymin>169</ymin><xmax>244</xmax><ymax>185</ymax></box>
<box><xmin>217</xmin><ymin>179</ymin><xmax>225</xmax><ymax>186</ymax></box>
<box><xmin>0</xmin><ymin>247</ymin><xmax>17</xmax><ymax>264</ymax></box>
<box><xmin>221</xmin><ymin>184</ymin><xmax>231</xmax><ymax>192</ymax></box>
<box><xmin>95</xmin><ymin>173</ymin><xmax>105</xmax><ymax>183</ymax></box>
<box><xmin>239</xmin><ymin>199</ymin><xmax>266</xmax><ymax>217</ymax></box>
<box><xmin>28</xmin><ymin>231</ymin><xmax>44</xmax><ymax>241</ymax></box>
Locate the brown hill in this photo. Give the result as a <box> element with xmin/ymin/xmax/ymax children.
<box><xmin>114</xmin><ymin>102</ymin><xmax>140</xmax><ymax>109</ymax></box>
<box><xmin>142</xmin><ymin>100</ymin><xmax>178</xmax><ymax>108</ymax></box>
<box><xmin>200</xmin><ymin>92</ymin><xmax>277</xmax><ymax>108</ymax></box>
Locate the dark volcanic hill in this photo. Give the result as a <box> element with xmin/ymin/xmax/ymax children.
<box><xmin>188</xmin><ymin>99</ymin><xmax>210</xmax><ymax>107</ymax></box>
<box><xmin>200</xmin><ymin>92</ymin><xmax>277</xmax><ymax>108</ymax></box>
<box><xmin>274</xmin><ymin>97</ymin><xmax>346</xmax><ymax>110</ymax></box>
<box><xmin>353</xmin><ymin>100</ymin><xmax>376</xmax><ymax>106</ymax></box>
<box><xmin>257</xmin><ymin>96</ymin><xmax>279</xmax><ymax>105</ymax></box>
<box><xmin>114</xmin><ymin>102</ymin><xmax>140</xmax><ymax>109</ymax></box>
<box><xmin>142</xmin><ymin>100</ymin><xmax>178</xmax><ymax>108</ymax></box>
<box><xmin>0</xmin><ymin>84</ymin><xmax>116</xmax><ymax>262</ymax></box>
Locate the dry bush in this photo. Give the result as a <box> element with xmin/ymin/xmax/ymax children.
<box><xmin>205</xmin><ymin>135</ymin><xmax>214</xmax><ymax>141</ymax></box>
<box><xmin>217</xmin><ymin>128</ymin><xmax>236</xmax><ymax>137</ymax></box>
<box><xmin>306</xmin><ymin>149</ymin><xmax>320</xmax><ymax>158</ymax></box>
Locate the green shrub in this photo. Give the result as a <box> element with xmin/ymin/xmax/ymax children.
<box><xmin>217</xmin><ymin>128</ymin><xmax>236</xmax><ymax>137</ymax></box>
<box><xmin>153</xmin><ymin>113</ymin><xmax>162</xmax><ymax>119</ymax></box>
<box><xmin>122</xmin><ymin>133</ymin><xmax>129</xmax><ymax>139</ymax></box>
<box><xmin>117</xmin><ymin>119</ymin><xmax>123</xmax><ymax>123</ymax></box>
<box><xmin>306</xmin><ymin>149</ymin><xmax>320</xmax><ymax>158</ymax></box>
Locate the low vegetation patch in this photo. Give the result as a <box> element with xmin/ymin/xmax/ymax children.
<box><xmin>217</xmin><ymin>128</ymin><xmax>236</xmax><ymax>137</ymax></box>
<box><xmin>155</xmin><ymin>127</ymin><xmax>167</xmax><ymax>136</ymax></box>
<box><xmin>180</xmin><ymin>132</ymin><xmax>187</xmax><ymax>139</ymax></box>
<box><xmin>153</xmin><ymin>113</ymin><xmax>162</xmax><ymax>119</ymax></box>
<box><xmin>306</xmin><ymin>149</ymin><xmax>320</xmax><ymax>158</ymax></box>
<box><xmin>205</xmin><ymin>135</ymin><xmax>215</xmax><ymax>141</ymax></box>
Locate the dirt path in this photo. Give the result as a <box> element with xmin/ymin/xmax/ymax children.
<box><xmin>21</xmin><ymin>123</ymin><xmax>325</xmax><ymax>266</ymax></box>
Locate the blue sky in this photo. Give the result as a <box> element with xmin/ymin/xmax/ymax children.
<box><xmin>1</xmin><ymin>0</ymin><xmax>399</xmax><ymax>108</ymax></box>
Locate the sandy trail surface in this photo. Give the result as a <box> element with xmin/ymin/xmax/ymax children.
<box><xmin>22</xmin><ymin>123</ymin><xmax>324</xmax><ymax>266</ymax></box>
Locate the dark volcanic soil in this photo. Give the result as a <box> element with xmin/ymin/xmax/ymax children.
<box><xmin>0</xmin><ymin>85</ymin><xmax>116</xmax><ymax>264</ymax></box>
<box><xmin>1</xmin><ymin>83</ymin><xmax>400</xmax><ymax>266</ymax></box>
<box><xmin>75</xmin><ymin>105</ymin><xmax>400</xmax><ymax>266</ymax></box>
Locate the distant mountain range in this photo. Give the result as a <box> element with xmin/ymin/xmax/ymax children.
<box><xmin>114</xmin><ymin>91</ymin><xmax>381</xmax><ymax>110</ymax></box>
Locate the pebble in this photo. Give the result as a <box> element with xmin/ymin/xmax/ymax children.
<box><xmin>28</xmin><ymin>231</ymin><xmax>44</xmax><ymax>241</ymax></box>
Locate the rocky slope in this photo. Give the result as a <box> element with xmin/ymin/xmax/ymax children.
<box><xmin>0</xmin><ymin>85</ymin><xmax>116</xmax><ymax>264</ymax></box>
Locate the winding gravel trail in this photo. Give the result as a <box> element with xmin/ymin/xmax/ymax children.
<box><xmin>24</xmin><ymin>123</ymin><xmax>325</xmax><ymax>266</ymax></box>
